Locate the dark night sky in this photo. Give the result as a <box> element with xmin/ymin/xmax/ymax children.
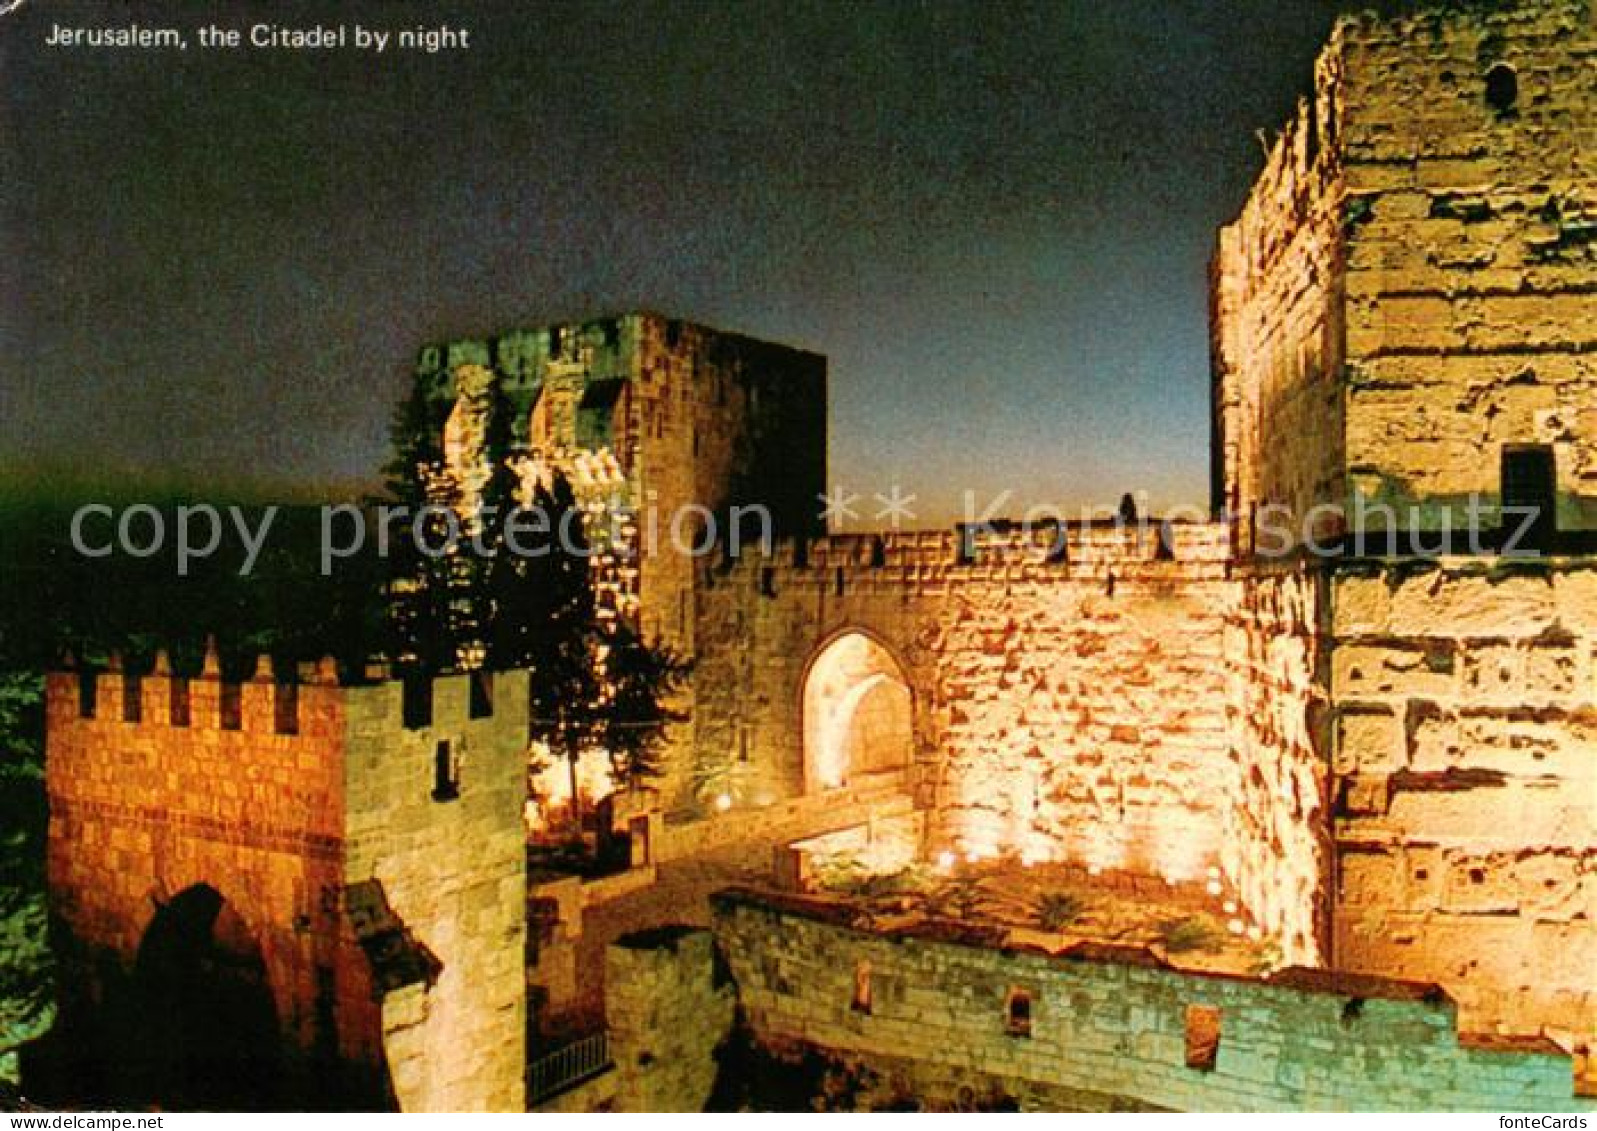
<box><xmin>3</xmin><ymin>0</ymin><xmax>1396</xmax><ymax>522</ymax></box>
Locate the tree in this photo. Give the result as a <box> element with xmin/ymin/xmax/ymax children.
<box><xmin>523</xmin><ymin>475</ymin><xmax>605</xmax><ymax>830</ymax></box>
<box><xmin>384</xmin><ymin>367</ymin><xmax>691</xmax><ymax>835</ymax></box>
<box><xmin>602</xmin><ymin>623</ymin><xmax>690</xmax><ymax>791</ymax></box>
<box><xmin>384</xmin><ymin>374</ymin><xmax>456</xmax><ymax>671</ymax></box>
<box><xmin>0</xmin><ymin>667</ymin><xmax>52</xmax><ymax>1076</ymax></box>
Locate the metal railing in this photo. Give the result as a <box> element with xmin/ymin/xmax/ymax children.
<box><xmin>528</xmin><ymin>1030</ymin><xmax>612</xmax><ymax>1106</ymax></box>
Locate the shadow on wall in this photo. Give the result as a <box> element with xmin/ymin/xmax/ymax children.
<box><xmin>124</xmin><ymin>884</ymin><xmax>284</xmax><ymax>1109</ymax></box>
<box><xmin>22</xmin><ymin>884</ymin><xmax>287</xmax><ymax>1109</ymax></box>
<box><xmin>23</xmin><ymin>883</ymin><xmax>399</xmax><ymax>1111</ymax></box>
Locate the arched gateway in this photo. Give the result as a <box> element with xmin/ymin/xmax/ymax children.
<box><xmin>130</xmin><ymin>884</ymin><xmax>283</xmax><ymax>1109</ymax></box>
<box><xmin>801</xmin><ymin>631</ymin><xmax>913</xmax><ymax>793</ymax></box>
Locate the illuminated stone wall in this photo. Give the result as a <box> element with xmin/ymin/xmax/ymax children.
<box><xmin>44</xmin><ymin>654</ymin><xmax>364</xmax><ymax>1082</ymax></box>
<box><xmin>417</xmin><ymin>315</ymin><xmax>826</xmax><ymax>811</ymax></box>
<box><xmin>801</xmin><ymin>632</ymin><xmax>913</xmax><ymax>793</ymax></box>
<box><xmin>712</xmin><ymin>890</ymin><xmax>1592</xmax><ymax>1113</ymax></box>
<box><xmin>417</xmin><ymin>314</ymin><xmax>827</xmax><ymax>653</ymax></box>
<box><xmin>1210</xmin><ymin>31</ymin><xmax>1348</xmax><ymax>554</ymax></box>
<box><xmin>1221</xmin><ymin>563</ymin><xmax>1332</xmax><ymax>967</ymax></box>
<box><xmin>1210</xmin><ymin>0</ymin><xmax>1597</xmax><ymax>1061</ymax></box>
<box><xmin>1337</xmin><ymin>1</ymin><xmax>1597</xmax><ymax>531</ymax></box>
<box><xmin>691</xmin><ymin>525</ymin><xmax>1344</xmax><ymax>967</ymax></box>
<box><xmin>1330</xmin><ymin>561</ymin><xmax>1597</xmax><ymax>1061</ymax></box>
<box><xmin>694</xmin><ymin>525</ymin><xmax>1249</xmax><ymax>887</ymax></box>
<box><xmin>341</xmin><ymin>670</ymin><xmax>530</xmax><ymax>1112</ymax></box>
<box><xmin>44</xmin><ymin>660</ymin><xmax>529</xmax><ymax>1111</ymax></box>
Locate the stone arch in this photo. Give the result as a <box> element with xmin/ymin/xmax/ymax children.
<box><xmin>127</xmin><ymin>882</ymin><xmax>284</xmax><ymax>1109</ymax></box>
<box><xmin>801</xmin><ymin>629</ymin><xmax>913</xmax><ymax>793</ymax></box>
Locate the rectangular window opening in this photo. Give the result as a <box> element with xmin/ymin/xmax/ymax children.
<box><xmin>78</xmin><ymin>672</ymin><xmax>97</xmax><ymax>719</ymax></box>
<box><xmin>1005</xmin><ymin>987</ymin><xmax>1033</xmax><ymax>1038</ymax></box>
<box><xmin>469</xmin><ymin>670</ymin><xmax>494</xmax><ymax>719</ymax></box>
<box><xmin>122</xmin><ymin>674</ymin><xmax>142</xmax><ymax>723</ymax></box>
<box><xmin>1185</xmin><ymin>1004</ymin><xmax>1222</xmax><ymax>1071</ymax></box>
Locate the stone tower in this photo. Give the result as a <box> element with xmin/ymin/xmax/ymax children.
<box><xmin>1213</xmin><ymin>0</ymin><xmax>1597</xmax><ymax>551</ymax></box>
<box><xmin>42</xmin><ymin>652</ymin><xmax>528</xmax><ymax>1111</ymax></box>
<box><xmin>1211</xmin><ymin>0</ymin><xmax>1597</xmax><ymax>1063</ymax></box>
<box><xmin>416</xmin><ymin>312</ymin><xmax>827</xmax><ymax>811</ymax></box>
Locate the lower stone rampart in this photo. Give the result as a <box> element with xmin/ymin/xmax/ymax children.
<box><xmin>605</xmin><ymin>926</ymin><xmax>734</xmax><ymax>1112</ymax></box>
<box><xmin>711</xmin><ymin>889</ymin><xmax>1593</xmax><ymax>1113</ymax></box>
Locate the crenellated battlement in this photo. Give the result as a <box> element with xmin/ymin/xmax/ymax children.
<box><xmin>341</xmin><ymin>664</ymin><xmax>528</xmax><ymax>737</ymax></box>
<box><xmin>48</xmin><ymin>642</ymin><xmax>526</xmax><ymax>743</ymax></box>
<box><xmin>698</xmin><ymin>518</ymin><xmax>1233</xmax><ymax>594</ymax></box>
<box><xmin>49</xmin><ymin>647</ymin><xmax>341</xmax><ymax>743</ymax></box>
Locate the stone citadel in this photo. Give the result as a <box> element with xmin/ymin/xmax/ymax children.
<box><xmin>35</xmin><ymin>0</ymin><xmax>1597</xmax><ymax>1112</ymax></box>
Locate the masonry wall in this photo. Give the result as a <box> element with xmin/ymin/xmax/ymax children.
<box><xmin>692</xmin><ymin>525</ymin><xmax>1245</xmax><ymax>884</ymax></box>
<box><xmin>604</xmin><ymin>926</ymin><xmax>735</xmax><ymax>1112</ymax></box>
<box><xmin>1211</xmin><ymin>37</ymin><xmax>1348</xmax><ymax>552</ymax></box>
<box><xmin>1222</xmin><ymin>563</ymin><xmax>1332</xmax><ymax>967</ymax></box>
<box><xmin>1338</xmin><ymin>0</ymin><xmax>1597</xmax><ymax>530</ymax></box>
<box><xmin>42</xmin><ymin>654</ymin><xmax>399</xmax><ymax>1111</ymax></box>
<box><xmin>712</xmin><ymin>891</ymin><xmax>1592</xmax><ymax>1113</ymax></box>
<box><xmin>1207</xmin><ymin>0</ymin><xmax>1597</xmax><ymax>1058</ymax></box>
<box><xmin>1330</xmin><ymin>560</ymin><xmax>1597</xmax><ymax>1062</ymax></box>
<box><xmin>342</xmin><ymin>670</ymin><xmax>530</xmax><ymax>1113</ymax></box>
<box><xmin>43</xmin><ymin>656</ymin><xmax>378</xmax><ymax>1095</ymax></box>
<box><xmin>626</xmin><ymin>316</ymin><xmax>826</xmax><ymax>649</ymax></box>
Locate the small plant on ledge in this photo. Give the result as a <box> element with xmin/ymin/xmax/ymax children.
<box><xmin>1035</xmin><ymin>892</ymin><xmax>1087</xmax><ymax>932</ymax></box>
<box><xmin>1157</xmin><ymin>914</ymin><xmax>1225</xmax><ymax>955</ymax></box>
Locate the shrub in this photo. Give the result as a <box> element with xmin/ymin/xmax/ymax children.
<box><xmin>1035</xmin><ymin>892</ymin><xmax>1086</xmax><ymax>931</ymax></box>
<box><xmin>1158</xmin><ymin>914</ymin><xmax>1225</xmax><ymax>954</ymax></box>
